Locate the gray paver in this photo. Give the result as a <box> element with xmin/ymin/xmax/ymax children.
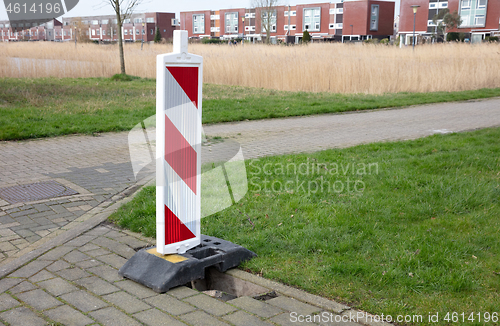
<box><xmin>102</xmin><ymin>291</ymin><xmax>151</xmax><ymax>314</ymax></box>
<box><xmin>60</xmin><ymin>290</ymin><xmax>108</xmax><ymax>312</ymax></box>
<box><xmin>145</xmin><ymin>294</ymin><xmax>196</xmax><ymax>316</ymax></box>
<box><xmin>223</xmin><ymin>310</ymin><xmax>274</xmax><ymax>326</ymax></box>
<box><xmin>38</xmin><ymin>277</ymin><xmax>78</xmax><ymax>296</ymax></box>
<box><xmin>96</xmin><ymin>253</ymin><xmax>128</xmax><ymax>269</ymax></box>
<box><xmin>267</xmin><ymin>296</ymin><xmax>321</xmax><ymax>315</ymax></box>
<box><xmin>228</xmin><ymin>296</ymin><xmax>283</xmax><ymax>318</ymax></box>
<box><xmin>183</xmin><ymin>294</ymin><xmax>237</xmax><ymax>316</ymax></box>
<box><xmin>75</xmin><ymin>258</ymin><xmax>103</xmax><ymax>269</ymax></box>
<box><xmin>39</xmin><ymin>246</ymin><xmax>75</xmax><ymax>261</ymax></box>
<box><xmin>0</xmin><ymin>293</ymin><xmax>20</xmax><ymax>311</ymax></box>
<box><xmin>133</xmin><ymin>309</ymin><xmax>186</xmax><ymax>326</ymax></box>
<box><xmin>63</xmin><ymin>250</ymin><xmax>91</xmax><ymax>263</ymax></box>
<box><xmin>75</xmin><ymin>276</ymin><xmax>120</xmax><ymax>295</ymax></box>
<box><xmin>43</xmin><ymin>305</ymin><xmax>95</xmax><ymax>326</ymax></box>
<box><xmin>10</xmin><ymin>260</ymin><xmax>52</xmax><ymax>278</ymax></box>
<box><xmin>46</xmin><ymin>260</ymin><xmax>71</xmax><ymax>272</ymax></box>
<box><xmin>167</xmin><ymin>286</ymin><xmax>199</xmax><ymax>299</ymax></box>
<box><xmin>89</xmin><ymin>307</ymin><xmax>142</xmax><ymax>326</ymax></box>
<box><xmin>87</xmin><ymin>265</ymin><xmax>123</xmax><ymax>282</ymax></box>
<box><xmin>114</xmin><ymin>280</ymin><xmax>158</xmax><ymax>299</ymax></box>
<box><xmin>56</xmin><ymin>267</ymin><xmax>90</xmax><ymax>281</ymax></box>
<box><xmin>28</xmin><ymin>270</ymin><xmax>55</xmax><ymax>283</ymax></box>
<box><xmin>66</xmin><ymin>235</ymin><xmax>96</xmax><ymax>246</ymax></box>
<box><xmin>0</xmin><ymin>278</ymin><xmax>22</xmax><ymax>293</ymax></box>
<box><xmin>16</xmin><ymin>289</ymin><xmax>64</xmax><ymax>310</ymax></box>
<box><xmin>9</xmin><ymin>281</ymin><xmax>37</xmax><ymax>294</ymax></box>
<box><xmin>180</xmin><ymin>310</ymin><xmax>231</xmax><ymax>326</ymax></box>
<box><xmin>0</xmin><ymin>307</ymin><xmax>47</xmax><ymax>326</ymax></box>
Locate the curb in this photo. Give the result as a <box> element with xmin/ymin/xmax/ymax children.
<box><xmin>0</xmin><ymin>174</ymin><xmax>154</xmax><ymax>278</ymax></box>
<box><xmin>226</xmin><ymin>269</ymin><xmax>393</xmax><ymax>326</ymax></box>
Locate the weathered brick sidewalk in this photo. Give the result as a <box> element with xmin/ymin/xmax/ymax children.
<box><xmin>0</xmin><ymin>223</ymin><xmax>379</xmax><ymax>326</ymax></box>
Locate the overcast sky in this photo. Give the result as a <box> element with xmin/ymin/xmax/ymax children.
<box><xmin>0</xmin><ymin>0</ymin><xmax>401</xmax><ymax>22</ymax></box>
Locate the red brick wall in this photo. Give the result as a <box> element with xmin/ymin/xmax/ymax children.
<box><xmin>399</xmin><ymin>0</ymin><xmax>430</xmax><ymax>33</ymax></box>
<box><xmin>342</xmin><ymin>0</ymin><xmax>369</xmax><ymax>35</ymax></box>
<box><xmin>219</xmin><ymin>8</ymin><xmax>245</xmax><ymax>37</ymax></box>
<box><xmin>295</xmin><ymin>2</ymin><xmax>331</xmax><ymax>34</ymax></box>
<box><xmin>371</xmin><ymin>1</ymin><xmax>395</xmax><ymax>36</ymax></box>
<box><xmin>180</xmin><ymin>11</ymin><xmax>210</xmax><ymax>37</ymax></box>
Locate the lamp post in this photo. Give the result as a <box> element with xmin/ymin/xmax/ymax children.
<box><xmin>350</xmin><ymin>24</ymin><xmax>353</xmax><ymax>41</ymax></box>
<box><xmin>411</xmin><ymin>5</ymin><xmax>420</xmax><ymax>50</ymax></box>
<box><xmin>242</xmin><ymin>15</ymin><xmax>245</xmax><ymax>46</ymax></box>
<box><xmin>141</xmin><ymin>22</ymin><xmax>144</xmax><ymax>50</ymax></box>
<box><xmin>74</xmin><ymin>26</ymin><xmax>77</xmax><ymax>47</ymax></box>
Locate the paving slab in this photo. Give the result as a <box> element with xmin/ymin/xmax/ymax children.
<box><xmin>16</xmin><ymin>289</ymin><xmax>64</xmax><ymax>310</ymax></box>
<box><xmin>0</xmin><ymin>307</ymin><xmax>47</xmax><ymax>326</ymax></box>
<box><xmin>43</xmin><ymin>305</ymin><xmax>95</xmax><ymax>326</ymax></box>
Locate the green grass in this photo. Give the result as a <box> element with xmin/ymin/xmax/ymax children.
<box><xmin>110</xmin><ymin>127</ymin><xmax>500</xmax><ymax>325</ymax></box>
<box><xmin>1</xmin><ymin>77</ymin><xmax>500</xmax><ymax>140</ymax></box>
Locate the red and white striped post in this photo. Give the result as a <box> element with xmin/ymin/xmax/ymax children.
<box><xmin>156</xmin><ymin>30</ymin><xmax>203</xmax><ymax>255</ymax></box>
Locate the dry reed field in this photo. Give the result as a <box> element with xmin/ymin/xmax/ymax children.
<box><xmin>1</xmin><ymin>41</ymin><xmax>499</xmax><ymax>94</ymax></box>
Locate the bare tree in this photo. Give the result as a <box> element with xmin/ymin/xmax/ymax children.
<box><xmin>253</xmin><ymin>0</ymin><xmax>279</xmax><ymax>44</ymax></box>
<box><xmin>105</xmin><ymin>0</ymin><xmax>142</xmax><ymax>75</ymax></box>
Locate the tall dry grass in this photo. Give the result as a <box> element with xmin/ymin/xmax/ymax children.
<box><xmin>1</xmin><ymin>41</ymin><xmax>499</xmax><ymax>94</ymax></box>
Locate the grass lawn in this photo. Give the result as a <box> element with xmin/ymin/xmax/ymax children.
<box><xmin>1</xmin><ymin>77</ymin><xmax>500</xmax><ymax>140</ymax></box>
<box><xmin>110</xmin><ymin>127</ymin><xmax>500</xmax><ymax>325</ymax></box>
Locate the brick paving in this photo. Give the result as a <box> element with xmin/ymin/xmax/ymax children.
<box><xmin>0</xmin><ymin>224</ymin><xmax>372</xmax><ymax>326</ymax></box>
<box><xmin>0</xmin><ymin>99</ymin><xmax>499</xmax><ymax>325</ymax></box>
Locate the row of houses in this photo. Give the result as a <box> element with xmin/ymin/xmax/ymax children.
<box><xmin>180</xmin><ymin>0</ymin><xmax>395</xmax><ymax>43</ymax></box>
<box><xmin>0</xmin><ymin>12</ymin><xmax>178</xmax><ymax>43</ymax></box>
<box><xmin>399</xmin><ymin>0</ymin><xmax>500</xmax><ymax>44</ymax></box>
<box><xmin>1</xmin><ymin>0</ymin><xmax>499</xmax><ymax>44</ymax></box>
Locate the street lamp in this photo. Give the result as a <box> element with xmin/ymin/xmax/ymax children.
<box><xmin>141</xmin><ymin>22</ymin><xmax>144</xmax><ymax>50</ymax></box>
<box><xmin>411</xmin><ymin>5</ymin><xmax>420</xmax><ymax>50</ymax></box>
<box><xmin>74</xmin><ymin>26</ymin><xmax>77</xmax><ymax>48</ymax></box>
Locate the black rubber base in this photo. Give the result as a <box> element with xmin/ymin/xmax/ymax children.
<box><xmin>118</xmin><ymin>235</ymin><xmax>257</xmax><ymax>293</ymax></box>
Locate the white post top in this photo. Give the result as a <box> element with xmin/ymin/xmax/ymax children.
<box><xmin>173</xmin><ymin>30</ymin><xmax>188</xmax><ymax>54</ymax></box>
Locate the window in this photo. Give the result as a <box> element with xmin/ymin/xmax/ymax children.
<box><xmin>92</xmin><ymin>29</ymin><xmax>96</xmax><ymax>35</ymax></box>
<box><xmin>102</xmin><ymin>19</ymin><xmax>109</xmax><ymax>24</ymax></box>
<box><xmin>136</xmin><ymin>29</ymin><xmax>140</xmax><ymax>35</ymax></box>
<box><xmin>92</xmin><ymin>20</ymin><xmax>99</xmax><ymax>25</ymax></box>
<box><xmin>461</xmin><ymin>0</ymin><xmax>471</xmax><ymax>9</ymax></box>
<box><xmin>474</xmin><ymin>14</ymin><xmax>485</xmax><ymax>25</ymax></box>
<box><xmin>439</xmin><ymin>2</ymin><xmax>448</xmax><ymax>8</ymax></box>
<box><xmin>193</xmin><ymin>14</ymin><xmax>205</xmax><ymax>34</ymax></box>
<box><xmin>290</xmin><ymin>25</ymin><xmax>296</xmax><ymax>30</ymax></box>
<box><xmin>0</xmin><ymin>24</ymin><xmax>3</xmax><ymax>28</ymax></box>
<box><xmin>146</xmin><ymin>18</ymin><xmax>155</xmax><ymax>23</ymax></box>
<box><xmin>124</xmin><ymin>30</ymin><xmax>127</xmax><ymax>35</ymax></box>
<box><xmin>225</xmin><ymin>12</ymin><xmax>238</xmax><ymax>33</ymax></box>
<box><xmin>429</xmin><ymin>3</ymin><xmax>437</xmax><ymax>8</ymax></box>
<box><xmin>96</xmin><ymin>30</ymin><xmax>100</xmax><ymax>35</ymax></box>
<box><xmin>329</xmin><ymin>23</ymin><xmax>335</xmax><ymax>29</ymax></box>
<box><xmin>151</xmin><ymin>29</ymin><xmax>154</xmax><ymax>35</ymax></box>
<box><xmin>134</xmin><ymin>18</ymin><xmax>143</xmax><ymax>23</ymax></box>
<box><xmin>285</xmin><ymin>11</ymin><xmax>289</xmax><ymax>16</ymax></box>
<box><xmin>291</xmin><ymin>11</ymin><xmax>296</xmax><ymax>16</ymax></box>
<box><xmin>303</xmin><ymin>8</ymin><xmax>321</xmax><ymax>31</ymax></box>
<box><xmin>124</xmin><ymin>19</ymin><xmax>131</xmax><ymax>24</ymax></box>
<box><xmin>477</xmin><ymin>0</ymin><xmax>486</xmax><ymax>8</ymax></box>
<box><xmin>129</xmin><ymin>29</ymin><xmax>133</xmax><ymax>35</ymax></box>
<box><xmin>12</xmin><ymin>24</ymin><xmax>17</xmax><ymax>28</ymax></box>
<box><xmin>18</xmin><ymin>23</ymin><xmax>23</xmax><ymax>27</ymax></box>
<box><xmin>329</xmin><ymin>8</ymin><xmax>335</xmax><ymax>14</ymax></box>
<box><xmin>370</xmin><ymin>4</ymin><xmax>379</xmax><ymax>31</ymax></box>
<box><xmin>261</xmin><ymin>10</ymin><xmax>277</xmax><ymax>33</ymax></box>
